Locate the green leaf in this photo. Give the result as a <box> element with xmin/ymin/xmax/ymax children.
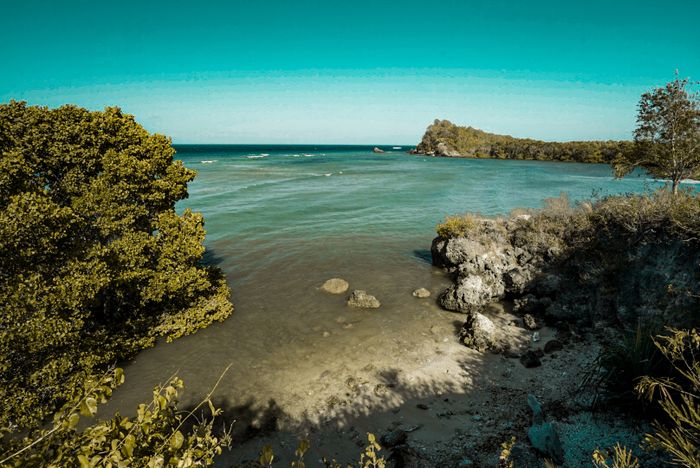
<box><xmin>170</xmin><ymin>430</ymin><xmax>185</xmax><ymax>450</ymax></box>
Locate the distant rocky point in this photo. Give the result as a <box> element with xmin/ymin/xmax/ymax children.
<box><xmin>414</xmin><ymin>119</ymin><xmax>631</xmax><ymax>163</ymax></box>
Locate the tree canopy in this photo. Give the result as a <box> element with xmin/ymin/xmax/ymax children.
<box><xmin>0</xmin><ymin>102</ymin><xmax>233</xmax><ymax>434</ymax></box>
<box><xmin>614</xmin><ymin>76</ymin><xmax>700</xmax><ymax>193</ymax></box>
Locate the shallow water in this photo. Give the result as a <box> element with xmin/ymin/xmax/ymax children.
<box><xmin>104</xmin><ymin>145</ymin><xmax>664</xmax><ymax>439</ymax></box>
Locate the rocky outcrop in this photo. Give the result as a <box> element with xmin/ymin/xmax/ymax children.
<box><xmin>432</xmin><ymin>200</ymin><xmax>700</xmax><ymax>338</ymax></box>
<box><xmin>414</xmin><ymin>118</ymin><xmax>631</xmax><ymax>162</ymax></box>
<box><xmin>431</xmin><ymin>225</ymin><xmax>542</xmax><ymax>314</ymax></box>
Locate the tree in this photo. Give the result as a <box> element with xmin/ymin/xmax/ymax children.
<box><xmin>0</xmin><ymin>102</ymin><xmax>233</xmax><ymax>435</ymax></box>
<box><xmin>615</xmin><ymin>76</ymin><xmax>700</xmax><ymax>194</ymax></box>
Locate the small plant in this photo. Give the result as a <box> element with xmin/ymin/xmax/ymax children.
<box><xmin>498</xmin><ymin>436</ymin><xmax>516</xmax><ymax>468</ymax></box>
<box><xmin>592</xmin><ymin>444</ymin><xmax>640</xmax><ymax>468</ymax></box>
<box><xmin>437</xmin><ymin>214</ymin><xmax>478</xmax><ymax>238</ymax></box>
<box><xmin>636</xmin><ymin>328</ymin><xmax>700</xmax><ymax>467</ymax></box>
<box><xmin>359</xmin><ymin>433</ymin><xmax>385</xmax><ymax>468</ymax></box>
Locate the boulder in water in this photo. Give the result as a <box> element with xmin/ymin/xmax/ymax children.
<box><xmin>347</xmin><ymin>290</ymin><xmax>381</xmax><ymax>309</ymax></box>
<box><xmin>412</xmin><ymin>287</ymin><xmax>431</xmax><ymax>298</ymax></box>
<box><xmin>321</xmin><ymin>278</ymin><xmax>349</xmax><ymax>294</ymax></box>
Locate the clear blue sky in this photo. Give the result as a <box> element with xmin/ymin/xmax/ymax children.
<box><xmin>1</xmin><ymin>0</ymin><xmax>698</xmax><ymax>144</ymax></box>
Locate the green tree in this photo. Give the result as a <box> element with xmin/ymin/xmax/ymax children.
<box><xmin>615</xmin><ymin>76</ymin><xmax>700</xmax><ymax>194</ymax></box>
<box><xmin>0</xmin><ymin>102</ymin><xmax>233</xmax><ymax>435</ymax></box>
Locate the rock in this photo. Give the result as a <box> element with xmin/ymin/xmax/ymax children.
<box><xmin>440</xmin><ymin>275</ymin><xmax>495</xmax><ymax>313</ymax></box>
<box><xmin>544</xmin><ymin>339</ymin><xmax>563</xmax><ymax>353</ymax></box>
<box><xmin>412</xmin><ymin>287</ymin><xmax>431</xmax><ymax>298</ymax></box>
<box><xmin>380</xmin><ymin>429</ymin><xmax>407</xmax><ymax>448</ymax></box>
<box><xmin>347</xmin><ymin>290</ymin><xmax>381</xmax><ymax>309</ymax></box>
<box><xmin>503</xmin><ymin>267</ymin><xmax>530</xmax><ymax>294</ymax></box>
<box><xmin>520</xmin><ymin>350</ymin><xmax>542</xmax><ymax>368</ymax></box>
<box><xmin>436</xmin><ymin>141</ymin><xmax>462</xmax><ymax>157</ymax></box>
<box><xmin>321</xmin><ymin>278</ymin><xmax>349</xmax><ymax>294</ymax></box>
<box><xmin>535</xmin><ymin>273</ymin><xmax>561</xmax><ymax>297</ymax></box>
<box><xmin>522</xmin><ymin>314</ymin><xmax>540</xmax><ymax>330</ymax></box>
<box><xmin>514</xmin><ymin>295</ymin><xmax>552</xmax><ymax>315</ymax></box>
<box><xmin>526</xmin><ymin>395</ymin><xmax>564</xmax><ymax>464</ymax></box>
<box><xmin>458</xmin><ymin>312</ymin><xmax>496</xmax><ymax>352</ymax></box>
<box><xmin>373</xmin><ymin>147</ymin><xmax>385</xmax><ymax>153</ymax></box>
<box><xmin>416</xmin><ymin>403</ymin><xmax>429</xmax><ymax>410</ymax></box>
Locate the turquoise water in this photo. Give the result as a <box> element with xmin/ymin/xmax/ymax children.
<box><xmin>106</xmin><ymin>144</ymin><xmax>666</xmax><ymax>458</ymax></box>
<box><xmin>175</xmin><ymin>144</ymin><xmax>658</xmax><ymax>286</ymax></box>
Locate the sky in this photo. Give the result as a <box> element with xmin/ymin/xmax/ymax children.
<box><xmin>1</xmin><ymin>0</ymin><xmax>699</xmax><ymax>144</ymax></box>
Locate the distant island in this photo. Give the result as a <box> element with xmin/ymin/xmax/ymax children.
<box><xmin>414</xmin><ymin>119</ymin><xmax>631</xmax><ymax>163</ymax></box>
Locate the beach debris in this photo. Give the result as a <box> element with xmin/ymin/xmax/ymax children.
<box><xmin>347</xmin><ymin>290</ymin><xmax>381</xmax><ymax>308</ymax></box>
<box><xmin>321</xmin><ymin>277</ymin><xmax>349</xmax><ymax>294</ymax></box>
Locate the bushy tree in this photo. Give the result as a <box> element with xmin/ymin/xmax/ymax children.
<box><xmin>615</xmin><ymin>76</ymin><xmax>700</xmax><ymax>194</ymax></box>
<box><xmin>0</xmin><ymin>102</ymin><xmax>233</xmax><ymax>435</ymax></box>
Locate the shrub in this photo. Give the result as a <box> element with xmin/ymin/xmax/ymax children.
<box><xmin>0</xmin><ymin>368</ymin><xmax>231</xmax><ymax>467</ymax></box>
<box><xmin>0</xmin><ymin>102</ymin><xmax>233</xmax><ymax>434</ymax></box>
<box><xmin>436</xmin><ymin>214</ymin><xmax>478</xmax><ymax>238</ymax></box>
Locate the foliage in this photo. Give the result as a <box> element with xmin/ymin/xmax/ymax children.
<box><xmin>584</xmin><ymin>322</ymin><xmax>669</xmax><ymax>411</ymax></box>
<box><xmin>251</xmin><ymin>434</ymin><xmax>385</xmax><ymax>468</ymax></box>
<box><xmin>436</xmin><ymin>214</ymin><xmax>478</xmax><ymax>238</ymax></box>
<box><xmin>592</xmin><ymin>444</ymin><xmax>640</xmax><ymax>468</ymax></box>
<box><xmin>636</xmin><ymin>328</ymin><xmax>700</xmax><ymax>467</ymax></box>
<box><xmin>0</xmin><ymin>367</ymin><xmax>232</xmax><ymax>467</ymax></box>
<box><xmin>614</xmin><ymin>76</ymin><xmax>700</xmax><ymax>194</ymax></box>
<box><xmin>0</xmin><ymin>101</ymin><xmax>233</xmax><ymax>434</ymax></box>
<box><xmin>416</xmin><ymin>119</ymin><xmax>631</xmax><ymax>163</ymax></box>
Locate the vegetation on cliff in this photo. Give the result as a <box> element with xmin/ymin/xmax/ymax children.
<box><xmin>415</xmin><ymin>119</ymin><xmax>631</xmax><ymax>163</ymax></box>
<box><xmin>0</xmin><ymin>102</ymin><xmax>233</xmax><ymax>442</ymax></box>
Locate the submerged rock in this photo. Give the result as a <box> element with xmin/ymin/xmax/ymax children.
<box><xmin>458</xmin><ymin>312</ymin><xmax>496</xmax><ymax>352</ymax></box>
<box><xmin>412</xmin><ymin>287</ymin><xmax>431</xmax><ymax>298</ymax></box>
<box><xmin>347</xmin><ymin>290</ymin><xmax>381</xmax><ymax>309</ymax></box>
<box><xmin>321</xmin><ymin>278</ymin><xmax>349</xmax><ymax>294</ymax></box>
